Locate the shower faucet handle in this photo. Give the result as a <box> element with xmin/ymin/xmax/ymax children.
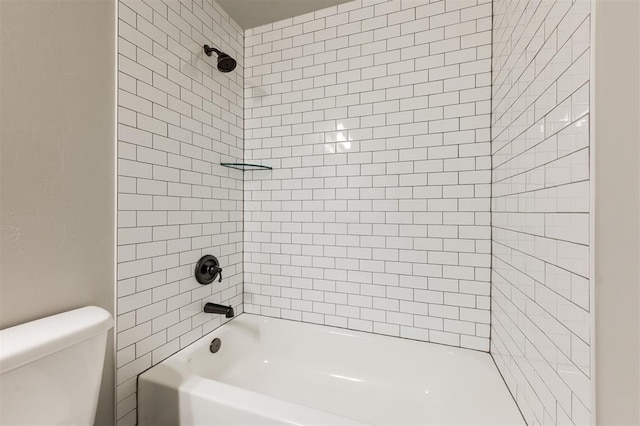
<box><xmin>195</xmin><ymin>255</ymin><xmax>223</xmax><ymax>285</ymax></box>
<box><xmin>207</xmin><ymin>266</ymin><xmax>222</xmax><ymax>282</ymax></box>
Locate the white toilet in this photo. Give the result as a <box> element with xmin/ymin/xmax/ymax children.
<box><xmin>0</xmin><ymin>306</ymin><xmax>113</xmax><ymax>425</ymax></box>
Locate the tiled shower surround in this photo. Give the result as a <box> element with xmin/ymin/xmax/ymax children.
<box><xmin>244</xmin><ymin>0</ymin><xmax>495</xmax><ymax>350</ymax></box>
<box><xmin>115</xmin><ymin>0</ymin><xmax>244</xmax><ymax>423</ymax></box>
<box><xmin>115</xmin><ymin>0</ymin><xmax>595</xmax><ymax>424</ymax></box>
<box><xmin>490</xmin><ymin>0</ymin><xmax>592</xmax><ymax>424</ymax></box>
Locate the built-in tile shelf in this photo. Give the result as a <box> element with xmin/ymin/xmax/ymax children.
<box><xmin>221</xmin><ymin>163</ymin><xmax>273</xmax><ymax>171</ymax></box>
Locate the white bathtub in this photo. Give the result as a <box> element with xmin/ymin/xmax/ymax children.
<box><xmin>138</xmin><ymin>314</ymin><xmax>524</xmax><ymax>425</ymax></box>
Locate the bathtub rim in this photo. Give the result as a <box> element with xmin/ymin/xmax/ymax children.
<box><xmin>137</xmin><ymin>312</ymin><xmax>525</xmax><ymax>426</ymax></box>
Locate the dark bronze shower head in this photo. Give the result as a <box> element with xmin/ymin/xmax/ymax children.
<box><xmin>203</xmin><ymin>45</ymin><xmax>237</xmax><ymax>73</ymax></box>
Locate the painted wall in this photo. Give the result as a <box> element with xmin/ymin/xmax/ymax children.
<box><xmin>244</xmin><ymin>0</ymin><xmax>494</xmax><ymax>350</ymax></box>
<box><xmin>490</xmin><ymin>0</ymin><xmax>592</xmax><ymax>424</ymax></box>
<box><xmin>0</xmin><ymin>0</ymin><xmax>116</xmax><ymax>424</ymax></box>
<box><xmin>115</xmin><ymin>0</ymin><xmax>244</xmax><ymax>423</ymax></box>
<box><xmin>594</xmin><ymin>0</ymin><xmax>640</xmax><ymax>423</ymax></box>
<box><xmin>217</xmin><ymin>0</ymin><xmax>352</xmax><ymax>29</ymax></box>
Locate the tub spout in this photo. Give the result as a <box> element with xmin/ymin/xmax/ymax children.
<box><xmin>204</xmin><ymin>302</ymin><xmax>234</xmax><ymax>318</ymax></box>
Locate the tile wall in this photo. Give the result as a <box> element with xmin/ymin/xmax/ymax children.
<box><xmin>490</xmin><ymin>0</ymin><xmax>592</xmax><ymax>424</ymax></box>
<box><xmin>243</xmin><ymin>0</ymin><xmax>494</xmax><ymax>350</ymax></box>
<box><xmin>115</xmin><ymin>0</ymin><xmax>244</xmax><ymax>423</ymax></box>
<box><xmin>113</xmin><ymin>0</ymin><xmax>596</xmax><ymax>423</ymax></box>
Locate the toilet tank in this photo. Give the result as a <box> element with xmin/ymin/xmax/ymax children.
<box><xmin>0</xmin><ymin>306</ymin><xmax>113</xmax><ymax>425</ymax></box>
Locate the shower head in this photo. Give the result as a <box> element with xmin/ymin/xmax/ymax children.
<box><xmin>216</xmin><ymin>53</ymin><xmax>237</xmax><ymax>73</ymax></box>
<box><xmin>203</xmin><ymin>45</ymin><xmax>237</xmax><ymax>73</ymax></box>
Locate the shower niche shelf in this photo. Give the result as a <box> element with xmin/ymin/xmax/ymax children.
<box><xmin>221</xmin><ymin>163</ymin><xmax>273</xmax><ymax>171</ymax></box>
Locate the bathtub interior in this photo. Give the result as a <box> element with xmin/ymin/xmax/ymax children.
<box><xmin>177</xmin><ymin>314</ymin><xmax>524</xmax><ymax>425</ymax></box>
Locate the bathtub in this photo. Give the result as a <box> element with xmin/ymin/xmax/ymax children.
<box><xmin>138</xmin><ymin>314</ymin><xmax>524</xmax><ymax>425</ymax></box>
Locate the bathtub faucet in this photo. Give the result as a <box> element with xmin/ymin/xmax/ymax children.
<box><xmin>204</xmin><ymin>302</ymin><xmax>234</xmax><ymax>318</ymax></box>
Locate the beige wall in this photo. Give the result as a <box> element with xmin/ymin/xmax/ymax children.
<box><xmin>216</xmin><ymin>0</ymin><xmax>351</xmax><ymax>28</ymax></box>
<box><xmin>0</xmin><ymin>1</ymin><xmax>116</xmax><ymax>424</ymax></box>
<box><xmin>594</xmin><ymin>0</ymin><xmax>640</xmax><ymax>424</ymax></box>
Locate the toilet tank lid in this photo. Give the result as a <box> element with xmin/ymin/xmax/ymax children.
<box><xmin>0</xmin><ymin>306</ymin><xmax>113</xmax><ymax>374</ymax></box>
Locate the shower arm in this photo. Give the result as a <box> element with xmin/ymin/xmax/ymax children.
<box><xmin>203</xmin><ymin>45</ymin><xmax>222</xmax><ymax>57</ymax></box>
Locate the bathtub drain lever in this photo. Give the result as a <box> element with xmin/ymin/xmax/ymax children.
<box><xmin>209</xmin><ymin>338</ymin><xmax>222</xmax><ymax>353</ymax></box>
